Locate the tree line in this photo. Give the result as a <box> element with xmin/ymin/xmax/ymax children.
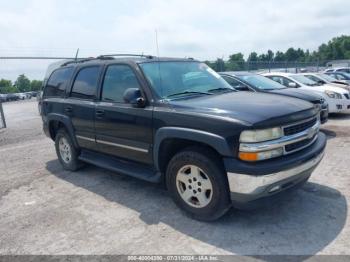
<box><xmin>0</xmin><ymin>74</ymin><xmax>42</xmax><ymax>94</ymax></box>
<box><xmin>205</xmin><ymin>35</ymin><xmax>350</xmax><ymax>71</ymax></box>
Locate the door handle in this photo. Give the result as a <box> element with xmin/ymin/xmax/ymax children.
<box><xmin>96</xmin><ymin>110</ymin><xmax>105</xmax><ymax>118</ymax></box>
<box><xmin>64</xmin><ymin>106</ymin><xmax>73</xmax><ymax>113</ymax></box>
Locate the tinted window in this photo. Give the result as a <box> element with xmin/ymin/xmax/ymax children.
<box><xmin>222</xmin><ymin>76</ymin><xmax>251</xmax><ymax>91</ymax></box>
<box><xmin>71</xmin><ymin>67</ymin><xmax>100</xmax><ymax>99</ymax></box>
<box><xmin>44</xmin><ymin>67</ymin><xmax>74</xmax><ymax>97</ymax></box>
<box><xmin>102</xmin><ymin>65</ymin><xmax>140</xmax><ymax>103</ymax></box>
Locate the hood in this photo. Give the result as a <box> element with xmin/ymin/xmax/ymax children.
<box><xmin>168</xmin><ymin>91</ymin><xmax>316</xmax><ymax>126</ymax></box>
<box><xmin>268</xmin><ymin>88</ymin><xmax>323</xmax><ymax>103</ymax></box>
<box><xmin>302</xmin><ymin>84</ymin><xmax>349</xmax><ymax>94</ymax></box>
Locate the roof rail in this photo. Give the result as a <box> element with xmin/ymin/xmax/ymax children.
<box><xmin>60</xmin><ymin>57</ymin><xmax>96</xmax><ymax>67</ymax></box>
<box><xmin>96</xmin><ymin>54</ymin><xmax>154</xmax><ymax>59</ymax></box>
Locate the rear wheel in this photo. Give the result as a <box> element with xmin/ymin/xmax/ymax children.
<box><xmin>166</xmin><ymin>147</ymin><xmax>231</xmax><ymax>221</ymax></box>
<box><xmin>55</xmin><ymin>128</ymin><xmax>83</xmax><ymax>171</ymax></box>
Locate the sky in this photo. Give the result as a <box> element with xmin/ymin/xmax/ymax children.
<box><xmin>0</xmin><ymin>0</ymin><xmax>350</xmax><ymax>81</ymax></box>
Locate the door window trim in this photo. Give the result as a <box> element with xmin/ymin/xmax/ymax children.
<box><xmin>68</xmin><ymin>65</ymin><xmax>102</xmax><ymax>101</ymax></box>
<box><xmin>98</xmin><ymin>63</ymin><xmax>146</xmax><ymax>104</ymax></box>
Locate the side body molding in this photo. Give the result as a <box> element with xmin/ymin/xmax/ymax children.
<box><xmin>153</xmin><ymin>127</ymin><xmax>232</xmax><ymax>171</ymax></box>
<box><xmin>46</xmin><ymin>113</ymin><xmax>79</xmax><ymax>148</ymax></box>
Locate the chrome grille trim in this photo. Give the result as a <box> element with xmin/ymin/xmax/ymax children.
<box><xmin>239</xmin><ymin>117</ymin><xmax>320</xmax><ymax>155</ymax></box>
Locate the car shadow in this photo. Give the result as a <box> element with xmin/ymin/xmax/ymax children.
<box><xmin>320</xmin><ymin>128</ymin><xmax>337</xmax><ymax>140</ymax></box>
<box><xmin>328</xmin><ymin>113</ymin><xmax>350</xmax><ymax>120</ymax></box>
<box><xmin>46</xmin><ymin>160</ymin><xmax>347</xmax><ymax>256</ymax></box>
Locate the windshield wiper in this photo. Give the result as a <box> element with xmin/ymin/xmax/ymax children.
<box><xmin>167</xmin><ymin>91</ymin><xmax>212</xmax><ymax>98</ymax></box>
<box><xmin>207</xmin><ymin>87</ymin><xmax>235</xmax><ymax>93</ymax></box>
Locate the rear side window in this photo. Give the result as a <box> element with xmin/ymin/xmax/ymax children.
<box><xmin>44</xmin><ymin>67</ymin><xmax>74</xmax><ymax>97</ymax></box>
<box><xmin>71</xmin><ymin>66</ymin><xmax>100</xmax><ymax>100</ymax></box>
<box><xmin>101</xmin><ymin>65</ymin><xmax>141</xmax><ymax>103</ymax></box>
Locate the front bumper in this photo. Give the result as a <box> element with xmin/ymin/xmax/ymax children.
<box><xmin>320</xmin><ymin>104</ymin><xmax>329</xmax><ymax>124</ymax></box>
<box><xmin>327</xmin><ymin>98</ymin><xmax>350</xmax><ymax>113</ymax></box>
<box><xmin>224</xmin><ymin>132</ymin><xmax>326</xmax><ymax>207</ymax></box>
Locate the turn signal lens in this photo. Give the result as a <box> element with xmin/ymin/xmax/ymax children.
<box><xmin>239</xmin><ymin>148</ymin><xmax>284</xmax><ymax>162</ymax></box>
<box><xmin>238</xmin><ymin>152</ymin><xmax>258</xmax><ymax>161</ymax></box>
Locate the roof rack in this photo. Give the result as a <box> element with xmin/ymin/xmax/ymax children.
<box><xmin>60</xmin><ymin>57</ymin><xmax>96</xmax><ymax>67</ymax></box>
<box><xmin>96</xmin><ymin>54</ymin><xmax>154</xmax><ymax>59</ymax></box>
<box><xmin>59</xmin><ymin>54</ymin><xmax>155</xmax><ymax>67</ymax></box>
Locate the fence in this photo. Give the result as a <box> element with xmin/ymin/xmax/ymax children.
<box><xmin>205</xmin><ymin>60</ymin><xmax>327</xmax><ymax>73</ymax></box>
<box><xmin>0</xmin><ymin>102</ymin><xmax>6</xmax><ymax>129</ymax></box>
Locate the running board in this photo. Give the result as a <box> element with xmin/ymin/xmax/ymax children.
<box><xmin>79</xmin><ymin>150</ymin><xmax>161</xmax><ymax>183</ymax></box>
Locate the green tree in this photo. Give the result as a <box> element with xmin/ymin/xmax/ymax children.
<box><xmin>0</xmin><ymin>79</ymin><xmax>17</xmax><ymax>94</ymax></box>
<box><xmin>30</xmin><ymin>80</ymin><xmax>43</xmax><ymax>91</ymax></box>
<box><xmin>226</xmin><ymin>53</ymin><xmax>245</xmax><ymax>71</ymax></box>
<box><xmin>247</xmin><ymin>52</ymin><xmax>258</xmax><ymax>70</ymax></box>
<box><xmin>15</xmin><ymin>74</ymin><xmax>31</xmax><ymax>92</ymax></box>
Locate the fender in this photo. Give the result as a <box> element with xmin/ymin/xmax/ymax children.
<box><xmin>46</xmin><ymin>113</ymin><xmax>79</xmax><ymax>148</ymax></box>
<box><xmin>153</xmin><ymin>127</ymin><xmax>233</xmax><ymax>171</ymax></box>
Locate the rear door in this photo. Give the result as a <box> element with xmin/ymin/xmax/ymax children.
<box><xmin>94</xmin><ymin>63</ymin><xmax>153</xmax><ymax>165</ymax></box>
<box><xmin>65</xmin><ymin>66</ymin><xmax>101</xmax><ymax>150</ymax></box>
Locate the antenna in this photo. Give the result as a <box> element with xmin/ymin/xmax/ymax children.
<box><xmin>75</xmin><ymin>48</ymin><xmax>79</xmax><ymax>61</ymax></box>
<box><xmin>155</xmin><ymin>29</ymin><xmax>160</xmax><ymax>57</ymax></box>
<box><xmin>155</xmin><ymin>29</ymin><xmax>163</xmax><ymax>97</ymax></box>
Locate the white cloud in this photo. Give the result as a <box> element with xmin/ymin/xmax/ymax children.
<box><xmin>0</xmin><ymin>0</ymin><xmax>349</xmax><ymax>80</ymax></box>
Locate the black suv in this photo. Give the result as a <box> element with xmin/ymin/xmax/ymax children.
<box><xmin>41</xmin><ymin>55</ymin><xmax>326</xmax><ymax>221</ymax></box>
<box><xmin>220</xmin><ymin>72</ymin><xmax>329</xmax><ymax>124</ymax></box>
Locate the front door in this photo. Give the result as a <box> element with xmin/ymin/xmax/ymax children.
<box><xmin>66</xmin><ymin>65</ymin><xmax>101</xmax><ymax>150</ymax></box>
<box><xmin>94</xmin><ymin>64</ymin><xmax>153</xmax><ymax>165</ymax></box>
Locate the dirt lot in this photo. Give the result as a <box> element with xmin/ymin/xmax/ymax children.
<box><xmin>0</xmin><ymin>99</ymin><xmax>349</xmax><ymax>255</ymax></box>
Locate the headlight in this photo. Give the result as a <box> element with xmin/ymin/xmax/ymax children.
<box><xmin>325</xmin><ymin>90</ymin><xmax>342</xmax><ymax>99</ymax></box>
<box><xmin>239</xmin><ymin>148</ymin><xmax>284</xmax><ymax>161</ymax></box>
<box><xmin>239</xmin><ymin>127</ymin><xmax>283</xmax><ymax>143</ymax></box>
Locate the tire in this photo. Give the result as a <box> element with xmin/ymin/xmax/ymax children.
<box><xmin>166</xmin><ymin>147</ymin><xmax>231</xmax><ymax>221</ymax></box>
<box><xmin>55</xmin><ymin>128</ymin><xmax>83</xmax><ymax>171</ymax></box>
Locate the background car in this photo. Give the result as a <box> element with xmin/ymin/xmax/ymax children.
<box><xmin>0</xmin><ymin>94</ymin><xmax>7</xmax><ymax>103</ymax></box>
<box><xmin>325</xmin><ymin>71</ymin><xmax>350</xmax><ymax>85</ymax></box>
<box><xmin>220</xmin><ymin>72</ymin><xmax>328</xmax><ymax>123</ymax></box>
<box><xmin>324</xmin><ymin>67</ymin><xmax>350</xmax><ymax>74</ymax></box>
<box><xmin>263</xmin><ymin>72</ymin><xmax>350</xmax><ymax>114</ymax></box>
<box><xmin>302</xmin><ymin>73</ymin><xmax>350</xmax><ymax>91</ymax></box>
<box><xmin>5</xmin><ymin>93</ymin><xmax>19</xmax><ymax>101</ymax></box>
<box><xmin>15</xmin><ymin>93</ymin><xmax>26</xmax><ymax>100</ymax></box>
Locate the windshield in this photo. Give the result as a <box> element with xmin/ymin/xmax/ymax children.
<box><xmin>139</xmin><ymin>61</ymin><xmax>234</xmax><ymax>99</ymax></box>
<box><xmin>316</xmin><ymin>73</ymin><xmax>337</xmax><ymax>82</ymax></box>
<box><xmin>237</xmin><ymin>74</ymin><xmax>286</xmax><ymax>90</ymax></box>
<box><xmin>340</xmin><ymin>72</ymin><xmax>350</xmax><ymax>79</ymax></box>
<box><xmin>290</xmin><ymin>75</ymin><xmax>318</xmax><ymax>86</ymax></box>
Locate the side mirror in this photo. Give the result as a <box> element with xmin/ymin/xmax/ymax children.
<box><xmin>288</xmin><ymin>82</ymin><xmax>297</xmax><ymax>88</ymax></box>
<box><xmin>123</xmin><ymin>88</ymin><xmax>145</xmax><ymax>108</ymax></box>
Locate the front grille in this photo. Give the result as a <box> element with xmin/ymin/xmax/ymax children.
<box><xmin>344</xmin><ymin>93</ymin><xmax>350</xmax><ymax>99</ymax></box>
<box><xmin>284</xmin><ymin>118</ymin><xmax>317</xmax><ymax>136</ymax></box>
<box><xmin>285</xmin><ymin>135</ymin><xmax>316</xmax><ymax>152</ymax></box>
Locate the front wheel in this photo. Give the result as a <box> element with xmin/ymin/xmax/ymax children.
<box><xmin>55</xmin><ymin>129</ymin><xmax>83</xmax><ymax>171</ymax></box>
<box><xmin>166</xmin><ymin>147</ymin><xmax>231</xmax><ymax>221</ymax></box>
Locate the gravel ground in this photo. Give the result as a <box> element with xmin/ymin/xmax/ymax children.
<box><xmin>0</xmin><ymin>99</ymin><xmax>349</xmax><ymax>255</ymax></box>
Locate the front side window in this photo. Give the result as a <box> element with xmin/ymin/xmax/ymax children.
<box><xmin>44</xmin><ymin>67</ymin><xmax>74</xmax><ymax>97</ymax></box>
<box><xmin>71</xmin><ymin>66</ymin><xmax>100</xmax><ymax>99</ymax></box>
<box><xmin>102</xmin><ymin>65</ymin><xmax>141</xmax><ymax>103</ymax></box>
<box><xmin>304</xmin><ymin>75</ymin><xmax>323</xmax><ymax>83</ymax></box>
<box><xmin>139</xmin><ymin>61</ymin><xmax>234</xmax><ymax>99</ymax></box>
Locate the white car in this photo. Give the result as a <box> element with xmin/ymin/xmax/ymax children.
<box><xmin>324</xmin><ymin>67</ymin><xmax>350</xmax><ymax>74</ymax></box>
<box><xmin>302</xmin><ymin>73</ymin><xmax>350</xmax><ymax>92</ymax></box>
<box><xmin>15</xmin><ymin>93</ymin><xmax>26</xmax><ymax>100</ymax></box>
<box><xmin>263</xmin><ymin>72</ymin><xmax>350</xmax><ymax>113</ymax></box>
